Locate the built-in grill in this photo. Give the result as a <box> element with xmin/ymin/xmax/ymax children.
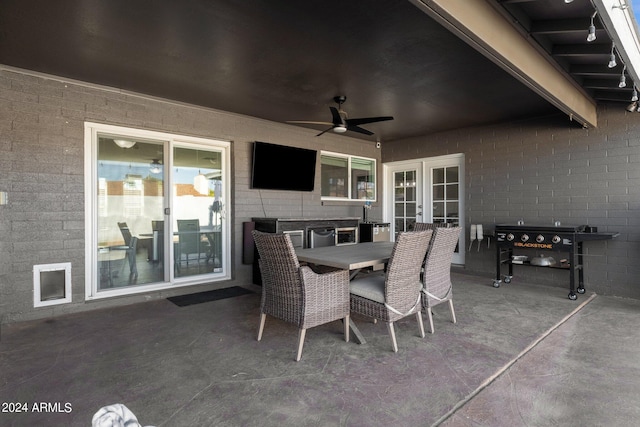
<box><xmin>495</xmin><ymin>223</ymin><xmax>618</xmax><ymax>300</ymax></box>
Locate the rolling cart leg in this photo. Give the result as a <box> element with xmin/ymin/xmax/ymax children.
<box><xmin>576</xmin><ymin>241</ymin><xmax>585</xmax><ymax>294</ymax></box>
<box><xmin>568</xmin><ymin>245</ymin><xmax>577</xmax><ymax>300</ymax></box>
<box><xmin>494</xmin><ymin>246</ymin><xmax>502</xmax><ymax>288</ymax></box>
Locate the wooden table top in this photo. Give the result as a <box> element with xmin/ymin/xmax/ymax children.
<box><xmin>296</xmin><ymin>241</ymin><xmax>395</xmax><ymax>270</ymax></box>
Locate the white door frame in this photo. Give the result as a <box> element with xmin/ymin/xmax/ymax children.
<box><xmin>383</xmin><ymin>153</ymin><xmax>465</xmax><ymax>265</ymax></box>
<box><xmin>84</xmin><ymin>122</ymin><xmax>232</xmax><ymax>300</ymax></box>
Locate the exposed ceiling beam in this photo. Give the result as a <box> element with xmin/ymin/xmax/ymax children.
<box><xmin>592</xmin><ymin>89</ymin><xmax>636</xmax><ymax>102</ymax></box>
<box><xmin>582</xmin><ymin>77</ymin><xmax>631</xmax><ymax>90</ymax></box>
<box><xmin>553</xmin><ymin>43</ymin><xmax>613</xmax><ymax>56</ymax></box>
<box><xmin>570</xmin><ymin>64</ymin><xmax>624</xmax><ymax>76</ymax></box>
<box><xmin>530</xmin><ymin>19</ymin><xmax>605</xmax><ymax>35</ymax></box>
<box><xmin>410</xmin><ymin>0</ymin><xmax>598</xmax><ymax>128</ymax></box>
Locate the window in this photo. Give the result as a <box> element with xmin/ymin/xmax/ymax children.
<box><xmin>321</xmin><ymin>152</ymin><xmax>376</xmax><ymax>201</ymax></box>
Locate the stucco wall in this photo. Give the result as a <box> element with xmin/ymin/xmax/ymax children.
<box><xmin>383</xmin><ymin>106</ymin><xmax>640</xmax><ymax>299</ymax></box>
<box><xmin>0</xmin><ymin>68</ymin><xmax>381</xmax><ymax>323</ymax></box>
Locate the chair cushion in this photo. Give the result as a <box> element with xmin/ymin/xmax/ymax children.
<box><xmin>350</xmin><ymin>275</ymin><xmax>385</xmax><ymax>303</ymax></box>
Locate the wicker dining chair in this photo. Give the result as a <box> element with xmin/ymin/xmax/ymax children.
<box><xmin>252</xmin><ymin>230</ymin><xmax>351</xmax><ymax>361</ymax></box>
<box><xmin>349</xmin><ymin>230</ymin><xmax>433</xmax><ymax>352</ymax></box>
<box><xmin>421</xmin><ymin>226</ymin><xmax>461</xmax><ymax>333</ymax></box>
<box><xmin>413</xmin><ymin>222</ymin><xmax>452</xmax><ymax>232</ymax></box>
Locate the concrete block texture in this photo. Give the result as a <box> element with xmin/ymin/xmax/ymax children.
<box><xmin>384</xmin><ymin>104</ymin><xmax>640</xmax><ymax>299</ymax></box>
<box><xmin>1</xmin><ymin>68</ymin><xmax>380</xmax><ymax>323</ymax></box>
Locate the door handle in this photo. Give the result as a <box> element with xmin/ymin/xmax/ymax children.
<box><xmin>164</xmin><ymin>208</ymin><xmax>170</xmax><ymax>215</ymax></box>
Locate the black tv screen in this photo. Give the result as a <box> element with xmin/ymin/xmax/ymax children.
<box><xmin>251</xmin><ymin>141</ymin><xmax>317</xmax><ymax>191</ymax></box>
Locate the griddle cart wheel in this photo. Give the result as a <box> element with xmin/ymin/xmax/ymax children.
<box><xmin>577</xmin><ymin>287</ymin><xmax>585</xmax><ymax>294</ymax></box>
<box><xmin>568</xmin><ymin>292</ymin><xmax>577</xmax><ymax>300</ymax></box>
<box><xmin>503</xmin><ymin>275</ymin><xmax>512</xmax><ymax>284</ymax></box>
<box><xmin>493</xmin><ymin>279</ymin><xmax>501</xmax><ymax>288</ymax></box>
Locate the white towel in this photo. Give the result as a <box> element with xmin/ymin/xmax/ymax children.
<box><xmin>92</xmin><ymin>403</ymin><xmax>154</xmax><ymax>427</ymax></box>
<box><xmin>476</xmin><ymin>224</ymin><xmax>484</xmax><ymax>241</ymax></box>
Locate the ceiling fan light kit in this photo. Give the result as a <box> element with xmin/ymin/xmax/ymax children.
<box><xmin>149</xmin><ymin>159</ymin><xmax>162</xmax><ymax>174</ymax></box>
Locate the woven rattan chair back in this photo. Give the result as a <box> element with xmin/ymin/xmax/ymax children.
<box><xmin>413</xmin><ymin>222</ymin><xmax>452</xmax><ymax>232</ymax></box>
<box><xmin>385</xmin><ymin>230</ymin><xmax>434</xmax><ymax>314</ymax></box>
<box><xmin>252</xmin><ymin>231</ymin><xmax>302</xmax><ymax>325</ymax></box>
<box><xmin>421</xmin><ymin>226</ymin><xmax>461</xmax><ymax>333</ymax></box>
<box><xmin>349</xmin><ymin>230</ymin><xmax>432</xmax><ymax>352</ymax></box>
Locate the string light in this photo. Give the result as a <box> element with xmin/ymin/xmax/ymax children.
<box><xmin>619</xmin><ymin>65</ymin><xmax>627</xmax><ymax>88</ymax></box>
<box><xmin>587</xmin><ymin>11</ymin><xmax>597</xmax><ymax>42</ymax></box>
<box><xmin>608</xmin><ymin>43</ymin><xmax>617</xmax><ymax>68</ymax></box>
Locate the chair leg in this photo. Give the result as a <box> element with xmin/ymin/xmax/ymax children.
<box><xmin>448</xmin><ymin>299</ymin><xmax>457</xmax><ymax>324</ymax></box>
<box><xmin>343</xmin><ymin>315</ymin><xmax>350</xmax><ymax>343</ymax></box>
<box><xmin>426</xmin><ymin>306</ymin><xmax>435</xmax><ymax>334</ymax></box>
<box><xmin>296</xmin><ymin>328</ymin><xmax>306</xmax><ymax>361</ymax></box>
<box><xmin>128</xmin><ymin>249</ymin><xmax>138</xmax><ymax>276</ymax></box>
<box><xmin>257</xmin><ymin>313</ymin><xmax>266</xmax><ymax>341</ymax></box>
<box><xmin>387</xmin><ymin>322</ymin><xmax>398</xmax><ymax>352</ymax></box>
<box><xmin>416</xmin><ymin>311</ymin><xmax>425</xmax><ymax>338</ymax></box>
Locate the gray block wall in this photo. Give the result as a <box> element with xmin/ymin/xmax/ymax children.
<box><xmin>383</xmin><ymin>105</ymin><xmax>640</xmax><ymax>299</ymax></box>
<box><xmin>0</xmin><ymin>68</ymin><xmax>380</xmax><ymax>323</ymax></box>
<box><xmin>2</xmin><ymin>65</ymin><xmax>639</xmax><ymax>324</ymax></box>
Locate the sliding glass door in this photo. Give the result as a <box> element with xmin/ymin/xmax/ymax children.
<box><xmin>173</xmin><ymin>145</ymin><xmax>225</xmax><ymax>279</ymax></box>
<box><xmin>85</xmin><ymin>123</ymin><xmax>231</xmax><ymax>299</ymax></box>
<box><xmin>96</xmin><ymin>137</ymin><xmax>167</xmax><ymax>290</ymax></box>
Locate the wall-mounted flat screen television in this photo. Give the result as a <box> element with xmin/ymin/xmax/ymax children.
<box><xmin>251</xmin><ymin>141</ymin><xmax>317</xmax><ymax>191</ymax></box>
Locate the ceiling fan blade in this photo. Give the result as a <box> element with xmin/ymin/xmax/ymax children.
<box><xmin>286</xmin><ymin>120</ymin><xmax>334</xmax><ymax>126</ymax></box>
<box><xmin>346</xmin><ymin>116</ymin><xmax>394</xmax><ymax>126</ymax></box>
<box><xmin>346</xmin><ymin>125</ymin><xmax>374</xmax><ymax>136</ymax></box>
<box><xmin>316</xmin><ymin>126</ymin><xmax>335</xmax><ymax>137</ymax></box>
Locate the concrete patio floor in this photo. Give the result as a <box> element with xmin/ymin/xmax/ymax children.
<box><xmin>2</xmin><ymin>272</ymin><xmax>639</xmax><ymax>426</ymax></box>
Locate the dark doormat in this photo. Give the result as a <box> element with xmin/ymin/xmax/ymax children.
<box><xmin>167</xmin><ymin>286</ymin><xmax>255</xmax><ymax>307</ymax></box>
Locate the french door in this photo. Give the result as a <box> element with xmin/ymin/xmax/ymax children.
<box><xmin>84</xmin><ymin>123</ymin><xmax>231</xmax><ymax>299</ymax></box>
<box><xmin>384</xmin><ymin>154</ymin><xmax>465</xmax><ymax>264</ymax></box>
<box><xmin>389</xmin><ymin>162</ymin><xmax>423</xmax><ymax>235</ymax></box>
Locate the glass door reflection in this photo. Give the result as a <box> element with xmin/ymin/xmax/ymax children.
<box><xmin>173</xmin><ymin>146</ymin><xmax>224</xmax><ymax>278</ymax></box>
<box><xmin>96</xmin><ymin>137</ymin><xmax>166</xmax><ymax>290</ymax></box>
<box><xmin>393</xmin><ymin>169</ymin><xmax>418</xmax><ymax>236</ymax></box>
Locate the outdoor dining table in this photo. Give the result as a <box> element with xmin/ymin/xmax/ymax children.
<box><xmin>295</xmin><ymin>241</ymin><xmax>396</xmax><ymax>344</ymax></box>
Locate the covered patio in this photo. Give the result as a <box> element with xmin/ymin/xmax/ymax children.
<box><xmin>3</xmin><ymin>272</ymin><xmax>639</xmax><ymax>426</ymax></box>
<box><xmin>2</xmin><ymin>1</ymin><xmax>640</xmax><ymax>425</ymax></box>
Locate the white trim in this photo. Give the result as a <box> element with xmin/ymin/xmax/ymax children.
<box><xmin>320</xmin><ymin>151</ymin><xmax>377</xmax><ymax>202</ymax></box>
<box><xmin>84</xmin><ymin>122</ymin><xmax>232</xmax><ymax>301</ymax></box>
<box><xmin>383</xmin><ymin>153</ymin><xmax>465</xmax><ymax>265</ymax></box>
<box><xmin>34</xmin><ymin>262</ymin><xmax>72</xmax><ymax>307</ymax></box>
<box><xmin>383</xmin><ymin>160</ymin><xmax>423</xmax><ymax>235</ymax></box>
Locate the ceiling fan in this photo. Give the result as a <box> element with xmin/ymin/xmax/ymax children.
<box><xmin>148</xmin><ymin>158</ymin><xmax>162</xmax><ymax>174</ymax></box>
<box><xmin>287</xmin><ymin>96</ymin><xmax>394</xmax><ymax>137</ymax></box>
